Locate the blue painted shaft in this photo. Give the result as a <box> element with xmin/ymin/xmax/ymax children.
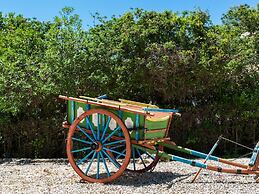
<box><xmin>171</xmin><ymin>155</ymin><xmax>207</xmax><ymax>169</ymax></box>
<box><xmin>249</xmin><ymin>145</ymin><xmax>259</xmax><ymax>166</ymax></box>
<box><xmin>134</xmin><ymin>145</ymin><xmax>208</xmax><ymax>170</ymax></box>
<box><xmin>203</xmin><ymin>138</ymin><xmax>221</xmax><ymax>162</ymax></box>
<box><xmin>159</xmin><ymin>142</ymin><xmax>219</xmax><ymax>162</ymax></box>
<box><xmin>191</xmin><ymin>138</ymin><xmax>221</xmax><ymax>182</ymax></box>
<box><xmin>143</xmin><ymin>108</ymin><xmax>179</xmax><ymax>113</ymax></box>
<box><xmin>189</xmin><ymin>149</ymin><xmax>219</xmax><ymax>162</ymax></box>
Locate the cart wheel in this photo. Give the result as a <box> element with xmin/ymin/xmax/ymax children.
<box><xmin>126</xmin><ymin>145</ymin><xmax>161</xmax><ymax>173</ymax></box>
<box><xmin>67</xmin><ymin>109</ymin><xmax>131</xmax><ymax>183</ymax></box>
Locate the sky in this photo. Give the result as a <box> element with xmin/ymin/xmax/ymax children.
<box><xmin>0</xmin><ymin>0</ymin><xmax>258</xmax><ymax>29</ymax></box>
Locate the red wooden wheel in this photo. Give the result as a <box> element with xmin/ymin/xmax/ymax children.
<box><xmin>67</xmin><ymin>109</ymin><xmax>131</xmax><ymax>183</ymax></box>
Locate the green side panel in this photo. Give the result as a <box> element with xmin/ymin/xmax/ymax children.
<box><xmin>66</xmin><ymin>101</ymin><xmax>145</xmax><ymax>135</ymax></box>
<box><xmin>67</xmin><ymin>100</ymin><xmax>73</xmax><ymax>125</ymax></box>
<box><xmin>130</xmin><ymin>129</ymin><xmax>145</xmax><ymax>140</ymax></box>
<box><xmin>146</xmin><ymin>118</ymin><xmax>169</xmax><ymax>130</ymax></box>
<box><xmin>130</xmin><ymin>129</ymin><xmax>166</xmax><ymax>140</ymax></box>
<box><xmin>74</xmin><ymin>102</ymin><xmax>88</xmax><ymax>127</ymax></box>
<box><xmin>66</xmin><ymin>100</ymin><xmax>170</xmax><ymax>140</ymax></box>
<box><xmin>144</xmin><ymin>117</ymin><xmax>170</xmax><ymax>139</ymax></box>
<box><xmin>144</xmin><ymin>131</ymin><xmax>166</xmax><ymax>139</ymax></box>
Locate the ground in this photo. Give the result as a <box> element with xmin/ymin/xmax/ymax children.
<box><xmin>0</xmin><ymin>158</ymin><xmax>258</xmax><ymax>194</ymax></box>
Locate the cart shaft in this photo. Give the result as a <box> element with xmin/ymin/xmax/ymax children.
<box><xmin>158</xmin><ymin>141</ymin><xmax>247</xmax><ymax>169</ymax></box>
<box><xmin>132</xmin><ymin>144</ymin><xmax>259</xmax><ymax>175</ymax></box>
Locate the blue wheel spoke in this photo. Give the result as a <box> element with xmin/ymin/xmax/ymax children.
<box><xmin>116</xmin><ymin>149</ymin><xmax>126</xmax><ymax>159</ymax></box>
<box><xmin>132</xmin><ymin>147</ymin><xmax>136</xmax><ymax>170</ymax></box>
<box><xmin>103</xmin><ymin>140</ymin><xmax>126</xmax><ymax>146</ymax></box>
<box><xmin>102</xmin><ymin>150</ymin><xmax>120</xmax><ymax>169</ymax></box>
<box><xmin>102</xmin><ymin>126</ymin><xmax>121</xmax><ymax>144</ymax></box>
<box><xmin>97</xmin><ymin>114</ymin><xmax>100</xmax><ymax>140</ymax></box>
<box><xmin>76</xmin><ymin>150</ymin><xmax>94</xmax><ymax>166</ymax></box>
<box><xmin>72</xmin><ymin>147</ymin><xmax>91</xmax><ymax>153</ymax></box>
<box><xmin>100</xmin><ymin>117</ymin><xmax>111</xmax><ymax>141</ymax></box>
<box><xmin>100</xmin><ymin>151</ymin><xmax>110</xmax><ymax>177</ymax></box>
<box><xmin>77</xmin><ymin>125</ymin><xmax>95</xmax><ymax>142</ymax></box>
<box><xmin>103</xmin><ymin>147</ymin><xmax>126</xmax><ymax>156</ymax></box>
<box><xmin>102</xmin><ymin>114</ymin><xmax>105</xmax><ymax>132</ymax></box>
<box><xmin>145</xmin><ymin>151</ymin><xmax>155</xmax><ymax>160</ymax></box>
<box><xmin>109</xmin><ymin>144</ymin><xmax>125</xmax><ymax>150</ymax></box>
<box><xmin>85</xmin><ymin>116</ymin><xmax>97</xmax><ymax>140</ymax></box>
<box><xmin>85</xmin><ymin>151</ymin><xmax>97</xmax><ymax>174</ymax></box>
<box><xmin>96</xmin><ymin>153</ymin><xmax>100</xmax><ymax>179</ymax></box>
<box><xmin>72</xmin><ymin>137</ymin><xmax>92</xmax><ymax>145</ymax></box>
<box><xmin>136</xmin><ymin>149</ymin><xmax>146</xmax><ymax>168</ymax></box>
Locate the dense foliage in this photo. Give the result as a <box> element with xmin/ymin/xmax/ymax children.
<box><xmin>0</xmin><ymin>5</ymin><xmax>258</xmax><ymax>158</ymax></box>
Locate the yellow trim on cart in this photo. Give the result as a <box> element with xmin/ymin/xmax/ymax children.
<box><xmin>146</xmin><ymin>115</ymin><xmax>170</xmax><ymax>122</ymax></box>
<box><xmin>119</xmin><ymin>99</ymin><xmax>159</xmax><ymax>108</ymax></box>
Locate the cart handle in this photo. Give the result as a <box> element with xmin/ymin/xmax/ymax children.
<box><xmin>143</xmin><ymin>108</ymin><xmax>181</xmax><ymax>116</ymax></box>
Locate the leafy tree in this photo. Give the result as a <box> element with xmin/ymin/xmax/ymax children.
<box><xmin>0</xmin><ymin>4</ymin><xmax>258</xmax><ymax>158</ymax></box>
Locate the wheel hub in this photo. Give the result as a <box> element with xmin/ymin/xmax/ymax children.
<box><xmin>91</xmin><ymin>141</ymin><xmax>102</xmax><ymax>152</ymax></box>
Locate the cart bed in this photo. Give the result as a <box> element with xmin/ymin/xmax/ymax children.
<box><xmin>61</xmin><ymin>96</ymin><xmax>173</xmax><ymax>140</ymax></box>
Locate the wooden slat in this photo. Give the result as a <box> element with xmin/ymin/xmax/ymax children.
<box><xmin>79</xmin><ymin>96</ymin><xmax>102</xmax><ymax>102</ymax></box>
<box><xmin>58</xmin><ymin>95</ymin><xmax>152</xmax><ymax>116</ymax></box>
<box><xmin>119</xmin><ymin>98</ymin><xmax>159</xmax><ymax>108</ymax></box>
<box><xmin>145</xmin><ymin>129</ymin><xmax>167</xmax><ymax>134</ymax></box>
<box><xmin>79</xmin><ymin>96</ymin><xmax>126</xmax><ymax>106</ymax></box>
<box><xmin>131</xmin><ymin>138</ymin><xmax>170</xmax><ymax>145</ymax></box>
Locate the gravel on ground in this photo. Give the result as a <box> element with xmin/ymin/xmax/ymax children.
<box><xmin>0</xmin><ymin>158</ymin><xmax>258</xmax><ymax>194</ymax></box>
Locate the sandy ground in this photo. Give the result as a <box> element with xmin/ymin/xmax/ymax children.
<box><xmin>0</xmin><ymin>158</ymin><xmax>258</xmax><ymax>194</ymax></box>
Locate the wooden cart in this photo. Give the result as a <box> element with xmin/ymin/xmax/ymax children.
<box><xmin>59</xmin><ymin>95</ymin><xmax>259</xmax><ymax>183</ymax></box>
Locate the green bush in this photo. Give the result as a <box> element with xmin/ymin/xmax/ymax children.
<box><xmin>0</xmin><ymin>5</ymin><xmax>258</xmax><ymax>158</ymax></box>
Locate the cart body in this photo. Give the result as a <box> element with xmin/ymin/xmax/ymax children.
<box><xmin>66</xmin><ymin>98</ymin><xmax>173</xmax><ymax>140</ymax></box>
<box><xmin>59</xmin><ymin>95</ymin><xmax>259</xmax><ymax>184</ymax></box>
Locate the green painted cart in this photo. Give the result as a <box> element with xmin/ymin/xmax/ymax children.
<box><xmin>59</xmin><ymin>95</ymin><xmax>259</xmax><ymax>183</ymax></box>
